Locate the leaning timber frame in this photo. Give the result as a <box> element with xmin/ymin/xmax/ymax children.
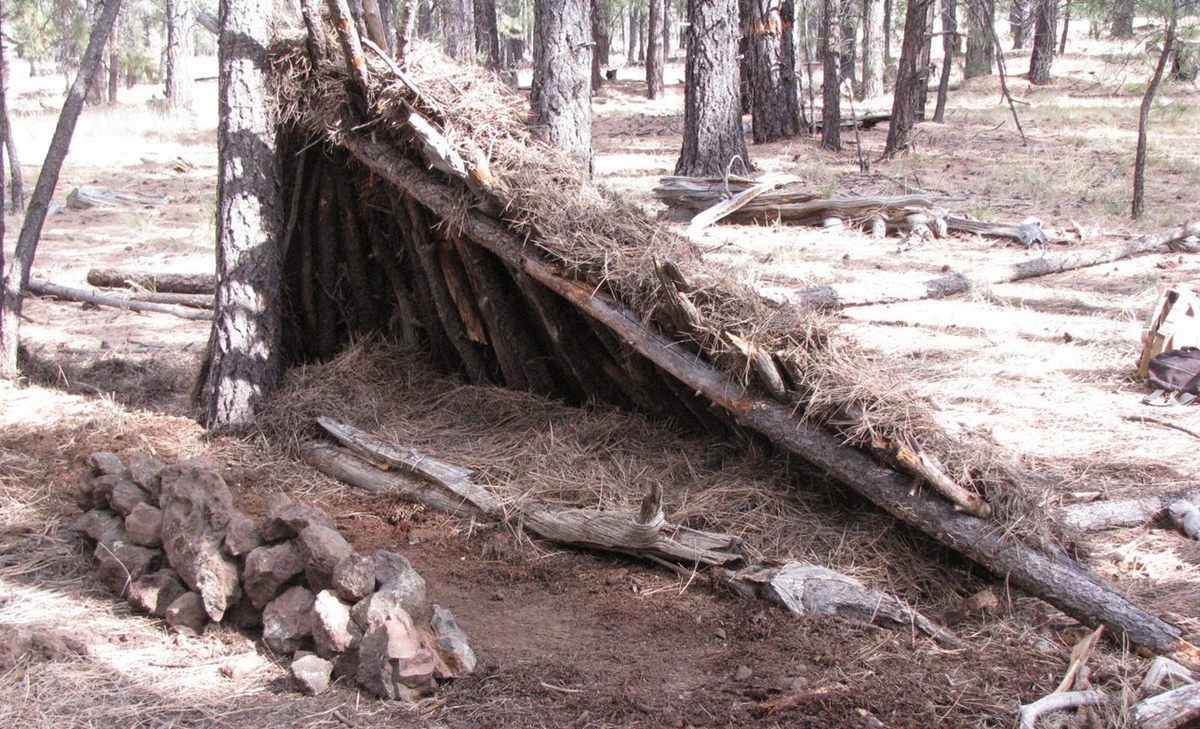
<box><xmin>266</xmin><ymin>18</ymin><xmax>1196</xmax><ymax>661</ymax></box>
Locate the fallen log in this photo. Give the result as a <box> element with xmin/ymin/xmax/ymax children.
<box><xmin>27</xmin><ymin>279</ymin><xmax>213</xmax><ymax>320</ymax></box>
<box><xmin>337</xmin><ymin>132</ymin><xmax>1194</xmax><ymax>657</ymax></box>
<box><xmin>316</xmin><ymin>416</ymin><xmax>503</xmax><ymax>517</ymax></box>
<box><xmin>1132</xmin><ymin>683</ymin><xmax>1200</xmax><ymax>729</ymax></box>
<box><xmin>1058</xmin><ymin>489</ymin><xmax>1200</xmax><ymax>533</ymax></box>
<box><xmin>86</xmin><ymin>268</ymin><xmax>216</xmax><ymax>295</ymax></box>
<box><xmin>780</xmin><ymin>220</ymin><xmax>1200</xmax><ymax>309</ymax></box>
<box><xmin>65</xmin><ymin>186</ymin><xmax>169</xmax><ymax>209</ymax></box>
<box><xmin>300</xmin><ymin>440</ymin><xmax>493</xmax><ymax>519</ymax></box>
<box><xmin>1018</xmin><ymin>690</ymin><xmax>1109</xmax><ymax>729</ymax></box>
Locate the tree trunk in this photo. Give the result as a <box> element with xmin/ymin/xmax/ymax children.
<box><xmin>444</xmin><ymin>0</ymin><xmax>475</xmax><ymax>60</ymax></box>
<box><xmin>0</xmin><ymin>41</ymin><xmax>23</xmax><ymax>212</ymax></box>
<box><xmin>675</xmin><ymin>0</ymin><xmax>752</xmax><ymax>176</ymax></box>
<box><xmin>780</xmin><ymin>0</ymin><xmax>805</xmax><ymax>128</ymax></box>
<box><xmin>532</xmin><ymin>0</ymin><xmax>594</xmax><ymax>174</ymax></box>
<box><xmin>748</xmin><ymin>0</ymin><xmax>799</xmax><ymax>142</ymax></box>
<box><xmin>1010</xmin><ymin>0</ymin><xmax>1033</xmax><ymax>50</ymax></box>
<box><xmin>647</xmin><ymin>0</ymin><xmax>665</xmax><ymax>97</ymax></box>
<box><xmin>861</xmin><ymin>0</ymin><xmax>885</xmax><ymax>97</ymax></box>
<box><xmin>0</xmin><ymin>0</ymin><xmax>124</xmax><ymax>379</ymax></box>
<box><xmin>591</xmin><ymin>0</ymin><xmax>610</xmax><ymax>89</ymax></box>
<box><xmin>1111</xmin><ymin>0</ymin><xmax>1134</xmax><ymax>39</ymax></box>
<box><xmin>882</xmin><ymin>0</ymin><xmax>933</xmax><ymax>158</ymax></box>
<box><xmin>914</xmin><ymin>0</ymin><xmax>935</xmax><ymax>120</ymax></box>
<box><xmin>1133</xmin><ymin>13</ymin><xmax>1175</xmax><ymax>220</ymax></box>
<box><xmin>883</xmin><ymin>0</ymin><xmax>892</xmax><ymax>61</ymax></box>
<box><xmin>166</xmin><ymin>0</ymin><xmax>195</xmax><ymax>111</ymax></box>
<box><xmin>1058</xmin><ymin>0</ymin><xmax>1069</xmax><ymax>55</ymax></box>
<box><xmin>739</xmin><ymin>0</ymin><xmax>751</xmax><ymax>113</ymax></box>
<box><xmin>1027</xmin><ymin>0</ymin><xmax>1055</xmax><ymax>84</ymax></box>
<box><xmin>820</xmin><ymin>0</ymin><xmax>842</xmax><ymax>150</ymax></box>
<box><xmin>474</xmin><ymin>0</ymin><xmax>501</xmax><ymax>68</ymax></box>
<box><xmin>933</xmin><ymin>0</ymin><xmax>956</xmax><ymax>122</ymax></box>
<box><xmin>107</xmin><ymin>49</ymin><xmax>118</xmax><ymax>104</ymax></box>
<box><xmin>839</xmin><ymin>0</ymin><xmax>857</xmax><ymax>87</ymax></box>
<box><xmin>201</xmin><ymin>0</ymin><xmax>283</xmax><ymax>430</ymax></box>
<box><xmin>964</xmin><ymin>0</ymin><xmax>994</xmax><ymax>78</ymax></box>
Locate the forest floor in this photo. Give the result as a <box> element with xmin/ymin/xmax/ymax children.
<box><xmin>2</xmin><ymin>28</ymin><xmax>1200</xmax><ymax>729</ymax></box>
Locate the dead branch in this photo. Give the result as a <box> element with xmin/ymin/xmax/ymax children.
<box><xmin>1057</xmin><ymin>488</ymin><xmax>1200</xmax><ymax>533</ymax></box>
<box><xmin>1132</xmin><ymin>683</ymin><xmax>1200</xmax><ymax>729</ymax></box>
<box><xmin>86</xmin><ymin>268</ymin><xmax>215</xmax><ymax>295</ymax></box>
<box><xmin>26</xmin><ymin>279</ymin><xmax>213</xmax><ymax>320</ymax></box>
<box><xmin>1018</xmin><ymin>690</ymin><xmax>1109</xmax><ymax>729</ymax></box>
<box><xmin>65</xmin><ymin>186</ymin><xmax>169</xmax><ymax>209</ymax></box>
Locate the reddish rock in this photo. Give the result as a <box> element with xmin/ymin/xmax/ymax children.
<box><xmin>243</xmin><ymin>541</ymin><xmax>306</xmax><ymax>609</ymax></box>
<box><xmin>261</xmin><ymin>495</ymin><xmax>336</xmax><ymax>542</ymax></box>
<box><xmin>291</xmin><ymin>655</ymin><xmax>333</xmax><ymax>696</ymax></box>
<box><xmin>127</xmin><ymin>451</ymin><xmax>165</xmax><ymax>498</ymax></box>
<box><xmin>72</xmin><ymin>509</ymin><xmax>125</xmax><ymax>546</ymax></box>
<box><xmin>165</xmin><ymin>591</ymin><xmax>208</xmax><ymax>633</ymax></box>
<box><xmin>263</xmin><ymin>586</ymin><xmax>316</xmax><ymax>655</ymax></box>
<box><xmin>124</xmin><ymin>503</ymin><xmax>163</xmax><ymax>547</ymax></box>
<box><xmin>94</xmin><ymin>541</ymin><xmax>159</xmax><ymax>597</ymax></box>
<box><xmin>159</xmin><ymin>465</ymin><xmax>241</xmax><ymax>622</ymax></box>
<box><xmin>357</xmin><ymin>611</ymin><xmax>437</xmax><ymax>700</ymax></box>
<box><xmin>127</xmin><ymin>569</ymin><xmax>188</xmax><ymax>617</ymax></box>
<box><xmin>87</xmin><ymin>452</ymin><xmax>126</xmax><ymax>477</ymax></box>
<box><xmin>332</xmin><ymin>553</ymin><xmax>376</xmax><ymax>603</ymax></box>
<box><xmin>223</xmin><ymin>511</ymin><xmax>262</xmax><ymax>557</ymax></box>
<box><xmin>298</xmin><ymin>525</ymin><xmax>354</xmax><ymax>593</ymax></box>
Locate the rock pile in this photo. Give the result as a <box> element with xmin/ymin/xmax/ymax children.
<box><xmin>71</xmin><ymin>451</ymin><xmax>475</xmax><ymax>699</ymax></box>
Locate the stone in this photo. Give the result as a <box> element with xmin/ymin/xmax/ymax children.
<box><xmin>374</xmin><ymin>550</ymin><xmax>425</xmax><ymax>593</ymax></box>
<box><xmin>127</xmin><ymin>569</ymin><xmax>188</xmax><ymax>617</ymax></box>
<box><xmin>263</xmin><ymin>586</ymin><xmax>315</xmax><ymax>655</ymax></box>
<box><xmin>165</xmin><ymin>591</ymin><xmax>208</xmax><ymax>633</ymax></box>
<box><xmin>243</xmin><ymin>541</ymin><xmax>306</xmax><ymax>609</ymax></box>
<box><xmin>357</xmin><ymin>611</ymin><xmax>437</xmax><ymax>700</ymax></box>
<box><xmin>291</xmin><ymin>655</ymin><xmax>334</xmax><ymax>696</ymax></box>
<box><xmin>260</xmin><ymin>494</ymin><xmax>336</xmax><ymax>542</ymax></box>
<box><xmin>351</xmin><ymin>552</ymin><xmax>426</xmax><ymax>631</ymax></box>
<box><xmin>429</xmin><ymin>605</ymin><xmax>476</xmax><ymax>677</ymax></box>
<box><xmin>159</xmin><ymin>465</ymin><xmax>241</xmax><ymax>622</ymax></box>
<box><xmin>124</xmin><ymin>503</ymin><xmax>164</xmax><ymax>547</ymax></box>
<box><xmin>94</xmin><ymin>541</ymin><xmax>159</xmax><ymax>597</ymax></box>
<box><xmin>298</xmin><ymin>525</ymin><xmax>354</xmax><ymax>593</ymax></box>
<box><xmin>218</xmin><ymin>652</ymin><xmax>262</xmax><ymax>680</ymax></box>
<box><xmin>126</xmin><ymin>451</ymin><xmax>165</xmax><ymax>498</ymax></box>
<box><xmin>85</xmin><ymin>474</ymin><xmax>126</xmax><ymax>511</ymax></box>
<box><xmin>223</xmin><ymin>511</ymin><xmax>262</xmax><ymax>557</ymax></box>
<box><xmin>312</xmin><ymin>590</ymin><xmax>362</xmax><ymax>657</ymax></box>
<box><xmin>224</xmin><ymin>595</ymin><xmax>264</xmax><ymax>630</ymax></box>
<box><xmin>332</xmin><ymin>553</ymin><xmax>375</xmax><ymax>603</ymax></box>
<box><xmin>73</xmin><ymin>473</ymin><xmax>101</xmax><ymax>511</ymax></box>
<box><xmin>109</xmin><ymin>478</ymin><xmax>151</xmax><ymax>516</ymax></box>
<box><xmin>72</xmin><ymin>509</ymin><xmax>125</xmax><ymax>547</ymax></box>
<box><xmin>87</xmin><ymin>452</ymin><xmax>126</xmax><ymax>477</ymax></box>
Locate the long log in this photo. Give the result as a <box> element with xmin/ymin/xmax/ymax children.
<box><xmin>27</xmin><ymin>279</ymin><xmax>213</xmax><ymax>320</ymax></box>
<box><xmin>339</xmin><ymin>133</ymin><xmax>1192</xmax><ymax>657</ymax></box>
<box><xmin>781</xmin><ymin>221</ymin><xmax>1200</xmax><ymax>309</ymax></box>
<box><xmin>86</xmin><ymin>268</ymin><xmax>216</xmax><ymax>295</ymax></box>
<box><xmin>1058</xmin><ymin>489</ymin><xmax>1200</xmax><ymax>533</ymax></box>
<box><xmin>1132</xmin><ymin>683</ymin><xmax>1200</xmax><ymax>729</ymax></box>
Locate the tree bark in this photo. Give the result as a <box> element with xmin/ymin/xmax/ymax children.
<box><xmin>882</xmin><ymin>0</ymin><xmax>932</xmax><ymax>158</ymax></box>
<box><xmin>676</xmin><ymin>0</ymin><xmax>752</xmax><ymax>176</ymax></box>
<box><xmin>0</xmin><ymin>38</ymin><xmax>22</xmax><ymax>212</ymax></box>
<box><xmin>532</xmin><ymin>0</ymin><xmax>593</xmax><ymax>174</ymax></box>
<box><xmin>444</xmin><ymin>0</ymin><xmax>476</xmax><ymax>60</ymax></box>
<box><xmin>166</xmin><ymin>0</ymin><xmax>195</xmax><ymax>111</ymax></box>
<box><xmin>964</xmin><ymin>0</ymin><xmax>994</xmax><ymax>78</ymax></box>
<box><xmin>861</xmin><ymin>0</ymin><xmax>885</xmax><ymax>97</ymax></box>
<box><xmin>1027</xmin><ymin>0</ymin><xmax>1055</xmax><ymax>84</ymax></box>
<box><xmin>748</xmin><ymin>0</ymin><xmax>799</xmax><ymax>142</ymax></box>
<box><xmin>647</xmin><ymin>0</ymin><xmax>665</xmax><ymax>98</ymax></box>
<box><xmin>202</xmin><ymin>0</ymin><xmax>284</xmax><ymax>430</ymax></box>
<box><xmin>1010</xmin><ymin>0</ymin><xmax>1033</xmax><ymax>50</ymax></box>
<box><xmin>1111</xmin><ymin>0</ymin><xmax>1134</xmax><ymax>39</ymax></box>
<box><xmin>0</xmin><ymin>0</ymin><xmax>124</xmax><ymax>379</ymax></box>
<box><xmin>474</xmin><ymin>0</ymin><xmax>501</xmax><ymax>68</ymax></box>
<box><xmin>591</xmin><ymin>0</ymin><xmax>610</xmax><ymax>89</ymax></box>
<box><xmin>26</xmin><ymin>279</ymin><xmax>214</xmax><ymax>319</ymax></box>
<box><xmin>87</xmin><ymin>268</ymin><xmax>216</xmax><ymax>294</ymax></box>
<box><xmin>933</xmin><ymin>0</ymin><xmax>956</xmax><ymax>122</ymax></box>
<box><xmin>820</xmin><ymin>0</ymin><xmax>842</xmax><ymax>150</ymax></box>
<box><xmin>1133</xmin><ymin>12</ymin><xmax>1175</xmax><ymax>220</ymax></box>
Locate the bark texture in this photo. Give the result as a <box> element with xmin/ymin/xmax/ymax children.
<box><xmin>748</xmin><ymin>0</ymin><xmax>799</xmax><ymax>142</ymax></box>
<box><xmin>861</xmin><ymin>0</ymin><xmax>885</xmax><ymax>97</ymax></box>
<box><xmin>933</xmin><ymin>0</ymin><xmax>956</xmax><ymax>122</ymax></box>
<box><xmin>531</xmin><ymin>0</ymin><xmax>594</xmax><ymax>174</ymax></box>
<box><xmin>964</xmin><ymin>0</ymin><xmax>994</xmax><ymax>78</ymax></box>
<box><xmin>1027</xmin><ymin>0</ymin><xmax>1055</xmax><ymax>85</ymax></box>
<box><xmin>882</xmin><ymin>0</ymin><xmax>933</xmax><ymax>158</ymax></box>
<box><xmin>1112</xmin><ymin>0</ymin><xmax>1134</xmax><ymax>39</ymax></box>
<box><xmin>676</xmin><ymin>0</ymin><xmax>751</xmax><ymax>176</ymax></box>
<box><xmin>204</xmin><ymin>0</ymin><xmax>284</xmax><ymax>429</ymax></box>
<box><xmin>444</xmin><ymin>0</ymin><xmax>476</xmax><ymax>60</ymax></box>
<box><xmin>647</xmin><ymin>0</ymin><xmax>665</xmax><ymax>98</ymax></box>
<box><xmin>820</xmin><ymin>0</ymin><xmax>842</xmax><ymax>150</ymax></box>
<box><xmin>474</xmin><ymin>0</ymin><xmax>501</xmax><ymax>68</ymax></box>
<box><xmin>1133</xmin><ymin>14</ymin><xmax>1175</xmax><ymax>220</ymax></box>
<box><xmin>166</xmin><ymin>0</ymin><xmax>195</xmax><ymax>111</ymax></box>
<box><xmin>0</xmin><ymin>0</ymin><xmax>124</xmax><ymax>378</ymax></box>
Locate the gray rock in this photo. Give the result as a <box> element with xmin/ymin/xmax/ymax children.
<box><xmin>243</xmin><ymin>541</ymin><xmax>306</xmax><ymax>609</ymax></box>
<box><xmin>159</xmin><ymin>465</ymin><xmax>241</xmax><ymax>622</ymax></box>
<box><xmin>126</xmin><ymin>451</ymin><xmax>165</xmax><ymax>498</ymax></box>
<box><xmin>87</xmin><ymin>452</ymin><xmax>126</xmax><ymax>477</ymax></box>
<box><xmin>291</xmin><ymin>655</ymin><xmax>334</xmax><ymax>696</ymax></box>
<box><xmin>357</xmin><ymin>611</ymin><xmax>437</xmax><ymax>700</ymax></box>
<box><xmin>165</xmin><ymin>591</ymin><xmax>208</xmax><ymax>633</ymax></box>
<box><xmin>332</xmin><ymin>553</ymin><xmax>375</xmax><ymax>603</ymax></box>
<box><xmin>261</xmin><ymin>495</ymin><xmax>336</xmax><ymax>542</ymax></box>
<box><xmin>312</xmin><ymin>590</ymin><xmax>362</xmax><ymax>657</ymax></box>
<box><xmin>72</xmin><ymin>509</ymin><xmax>125</xmax><ymax>546</ymax></box>
<box><xmin>429</xmin><ymin>605</ymin><xmax>476</xmax><ymax>677</ymax></box>
<box><xmin>351</xmin><ymin>552</ymin><xmax>426</xmax><ymax>631</ymax></box>
<box><xmin>263</xmin><ymin>586</ymin><xmax>315</xmax><ymax>655</ymax></box>
<box><xmin>298</xmin><ymin>525</ymin><xmax>354</xmax><ymax>593</ymax></box>
<box><xmin>224</xmin><ymin>596</ymin><xmax>264</xmax><ymax>630</ymax></box>
<box><xmin>223</xmin><ymin>511</ymin><xmax>262</xmax><ymax>557</ymax></box>
<box><xmin>124</xmin><ymin>503</ymin><xmax>163</xmax><ymax>547</ymax></box>
<box><xmin>127</xmin><ymin>569</ymin><xmax>188</xmax><ymax>617</ymax></box>
<box><xmin>94</xmin><ymin>540</ymin><xmax>159</xmax><ymax>597</ymax></box>
<box><xmin>374</xmin><ymin>550</ymin><xmax>424</xmax><ymax>592</ymax></box>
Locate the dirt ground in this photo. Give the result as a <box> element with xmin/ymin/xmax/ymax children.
<box><xmin>3</xmin><ymin>28</ymin><xmax>1200</xmax><ymax>729</ymax></box>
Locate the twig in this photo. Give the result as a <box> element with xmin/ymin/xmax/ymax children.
<box><xmin>1123</xmin><ymin>415</ymin><xmax>1200</xmax><ymax>442</ymax></box>
<box><xmin>1018</xmin><ymin>690</ymin><xmax>1109</xmax><ymax>729</ymax></box>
